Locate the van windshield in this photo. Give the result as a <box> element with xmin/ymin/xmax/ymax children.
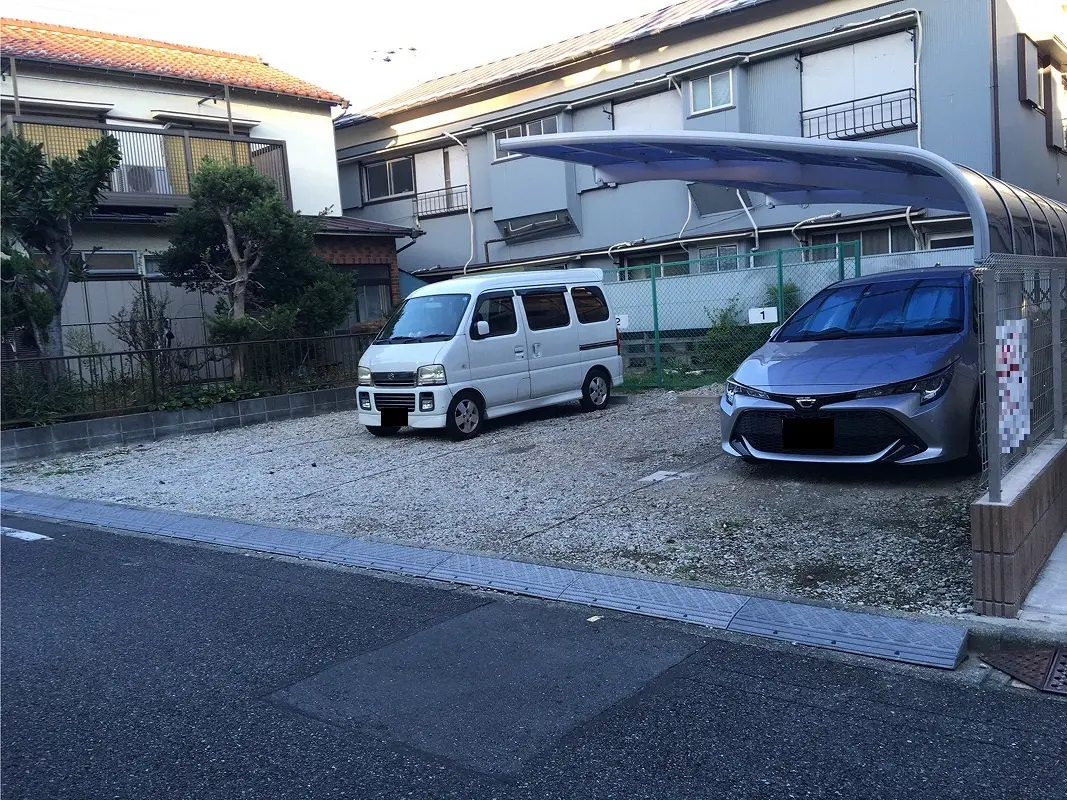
<box><xmin>374</xmin><ymin>294</ymin><xmax>471</xmax><ymax>344</ymax></box>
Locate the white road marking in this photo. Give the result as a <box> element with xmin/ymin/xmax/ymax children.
<box><xmin>1</xmin><ymin>527</ymin><xmax>52</xmax><ymax>541</ymax></box>
<box><xmin>638</xmin><ymin>470</ymin><xmax>695</xmax><ymax>484</ymax></box>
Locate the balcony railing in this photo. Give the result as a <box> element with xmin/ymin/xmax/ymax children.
<box><xmin>801</xmin><ymin>88</ymin><xmax>917</xmax><ymax>140</ymax></box>
<box><xmin>4</xmin><ymin>116</ymin><xmax>292</xmax><ymax>207</ymax></box>
<box><xmin>414</xmin><ymin>184</ymin><xmax>469</xmax><ymax>218</ymax></box>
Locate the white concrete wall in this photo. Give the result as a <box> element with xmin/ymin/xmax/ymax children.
<box><xmin>2</xmin><ymin>68</ymin><xmax>341</xmax><ymax>214</ymax></box>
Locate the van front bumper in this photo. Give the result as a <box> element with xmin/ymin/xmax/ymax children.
<box><xmin>356</xmin><ymin>386</ymin><xmax>454</xmax><ymax>429</ymax></box>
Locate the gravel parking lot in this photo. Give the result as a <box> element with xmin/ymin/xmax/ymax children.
<box><xmin>2</xmin><ymin>391</ymin><xmax>980</xmax><ymax>615</ymax></box>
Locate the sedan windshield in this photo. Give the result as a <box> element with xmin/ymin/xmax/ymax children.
<box><xmin>777</xmin><ymin>277</ymin><xmax>964</xmax><ymax>342</ymax></box>
<box><xmin>375</xmin><ymin>294</ymin><xmax>471</xmax><ymax>344</ymax></box>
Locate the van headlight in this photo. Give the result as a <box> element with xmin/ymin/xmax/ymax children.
<box><xmin>856</xmin><ymin>362</ymin><xmax>956</xmax><ymax>406</ymax></box>
<box><xmin>416</xmin><ymin>364</ymin><xmax>447</xmax><ymax>386</ymax></box>
<box><xmin>358</xmin><ymin>366</ymin><xmax>373</xmax><ymax>386</ymax></box>
<box><xmin>724</xmin><ymin>378</ymin><xmax>769</xmax><ymax>405</ymax></box>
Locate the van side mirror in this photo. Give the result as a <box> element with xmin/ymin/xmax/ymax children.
<box><xmin>475</xmin><ymin>320</ymin><xmax>490</xmax><ymax>338</ymax></box>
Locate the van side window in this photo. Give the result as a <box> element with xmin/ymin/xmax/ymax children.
<box><xmin>521</xmin><ymin>291</ymin><xmax>571</xmax><ymax>330</ymax></box>
<box><xmin>571</xmin><ymin>286</ymin><xmax>609</xmax><ymax>323</ymax></box>
<box><xmin>471</xmin><ymin>295</ymin><xmax>518</xmax><ymax>338</ymax></box>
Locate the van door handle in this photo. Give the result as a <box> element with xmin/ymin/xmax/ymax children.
<box><xmin>514</xmin><ymin>346</ymin><xmax>525</xmax><ymax>360</ymax></box>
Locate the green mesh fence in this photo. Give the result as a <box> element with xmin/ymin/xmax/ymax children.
<box><xmin>605</xmin><ymin>242</ymin><xmax>862</xmax><ymax>390</ymax></box>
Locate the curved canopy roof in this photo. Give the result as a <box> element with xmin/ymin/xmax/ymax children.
<box><xmin>499</xmin><ymin>130</ymin><xmax>1067</xmax><ymax>261</ymax></box>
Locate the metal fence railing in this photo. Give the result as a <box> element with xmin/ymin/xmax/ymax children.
<box><xmin>0</xmin><ymin>333</ymin><xmax>373</xmax><ymax>428</ymax></box>
<box><xmin>801</xmin><ymin>88</ymin><xmax>918</xmax><ymax>140</ymax></box>
<box><xmin>414</xmin><ymin>185</ymin><xmax>470</xmax><ymax>218</ymax></box>
<box><xmin>975</xmin><ymin>256</ymin><xmax>1067</xmax><ymax>500</ymax></box>
<box><xmin>602</xmin><ymin>242</ymin><xmax>976</xmax><ymax>390</ymax></box>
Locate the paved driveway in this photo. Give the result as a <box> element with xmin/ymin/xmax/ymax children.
<box><xmin>2</xmin><ymin>392</ymin><xmax>980</xmax><ymax>614</ymax></box>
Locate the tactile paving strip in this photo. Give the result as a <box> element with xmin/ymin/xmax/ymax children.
<box><xmin>426</xmin><ymin>554</ymin><xmax>583</xmax><ymax>599</ymax></box>
<box><xmin>1</xmin><ymin>489</ymin><xmax>970</xmax><ymax>670</ymax></box>
<box><xmin>558</xmin><ymin>572</ymin><xmax>749</xmax><ymax>629</ymax></box>
<box><xmin>726</xmin><ymin>597</ymin><xmax>968</xmax><ymax>669</ymax></box>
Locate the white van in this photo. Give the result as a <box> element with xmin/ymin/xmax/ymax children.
<box><xmin>356</xmin><ymin>268</ymin><xmax>623</xmax><ymax>439</ymax></box>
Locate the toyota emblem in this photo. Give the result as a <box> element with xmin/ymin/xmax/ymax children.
<box><xmin>796</xmin><ymin>397</ymin><xmax>817</xmax><ymax>409</ymax></box>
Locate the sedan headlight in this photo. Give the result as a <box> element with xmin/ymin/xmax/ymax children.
<box><xmin>416</xmin><ymin>364</ymin><xmax>447</xmax><ymax>386</ymax></box>
<box><xmin>856</xmin><ymin>362</ymin><xmax>956</xmax><ymax>406</ymax></box>
<box><xmin>724</xmin><ymin>378</ymin><xmax>769</xmax><ymax>405</ymax></box>
<box><xmin>358</xmin><ymin>366</ymin><xmax>373</xmax><ymax>386</ymax></box>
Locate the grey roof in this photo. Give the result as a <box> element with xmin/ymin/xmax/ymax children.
<box><xmin>313</xmin><ymin>215</ymin><xmax>422</xmax><ymax>238</ymax></box>
<box><xmin>335</xmin><ymin>0</ymin><xmax>768</xmax><ymax>127</ymax></box>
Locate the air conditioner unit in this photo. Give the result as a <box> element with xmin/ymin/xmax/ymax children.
<box><xmin>112</xmin><ymin>164</ymin><xmax>170</xmax><ymax>194</ymax></box>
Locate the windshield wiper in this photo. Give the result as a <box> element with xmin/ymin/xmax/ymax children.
<box><xmin>384</xmin><ymin>335</ymin><xmax>420</xmax><ymax>343</ymax></box>
<box><xmin>418</xmin><ymin>333</ymin><xmax>453</xmax><ymax>341</ymax></box>
<box><xmin>794</xmin><ymin>326</ymin><xmax>850</xmax><ymax>341</ymax></box>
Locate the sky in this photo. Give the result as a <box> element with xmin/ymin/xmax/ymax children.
<box><xmin>8</xmin><ymin>0</ymin><xmax>675</xmax><ymax>111</ymax></box>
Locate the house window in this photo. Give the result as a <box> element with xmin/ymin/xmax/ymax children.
<box><xmin>807</xmin><ymin>226</ymin><xmax>917</xmax><ymax>260</ymax></box>
<box><xmin>690</xmin><ymin>71</ymin><xmax>732</xmax><ymax>115</ymax></box>
<box><xmin>334</xmin><ymin>264</ymin><xmax>393</xmax><ymax>331</ymax></box>
<box><xmin>928</xmin><ymin>234</ymin><xmax>974</xmax><ymax>250</ymax></box>
<box><xmin>620</xmin><ymin>249</ymin><xmax>690</xmax><ymax>280</ymax></box>
<box><xmin>494</xmin><ymin>116</ymin><xmax>558</xmax><ymax>160</ymax></box>
<box><xmin>800</xmin><ymin>31</ymin><xmax>917</xmax><ymax>139</ymax></box>
<box><xmin>364</xmin><ymin>156</ymin><xmax>414</xmax><ymax>201</ymax></box>
<box><xmin>696</xmin><ymin>244</ymin><xmax>740</xmax><ymax>272</ymax></box>
<box><xmin>80</xmin><ymin>250</ymin><xmax>138</xmax><ymax>276</ymax></box>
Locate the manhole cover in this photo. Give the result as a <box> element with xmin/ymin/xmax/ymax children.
<box><xmin>981</xmin><ymin>648</ymin><xmax>1067</xmax><ymax>695</ymax></box>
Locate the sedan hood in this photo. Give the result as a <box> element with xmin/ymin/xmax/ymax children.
<box><xmin>359</xmin><ymin>340</ymin><xmax>452</xmax><ymax>371</ymax></box>
<box><xmin>734</xmin><ymin>334</ymin><xmax>964</xmax><ymax>393</ymax></box>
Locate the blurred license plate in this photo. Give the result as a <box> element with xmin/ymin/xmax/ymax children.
<box><xmin>381</xmin><ymin>407</ymin><xmax>409</xmax><ymax>427</ymax></box>
<box><xmin>782</xmin><ymin>418</ymin><xmax>834</xmax><ymax>450</ymax></box>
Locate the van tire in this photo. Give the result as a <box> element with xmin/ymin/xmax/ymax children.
<box><xmin>446</xmin><ymin>391</ymin><xmax>484</xmax><ymax>440</ymax></box>
<box><xmin>580</xmin><ymin>368</ymin><xmax>611</xmax><ymax>412</ymax></box>
<box><xmin>366</xmin><ymin>425</ymin><xmax>401</xmax><ymax>437</ymax></box>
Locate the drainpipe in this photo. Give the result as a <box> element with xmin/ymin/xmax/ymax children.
<box><xmin>442</xmin><ymin>130</ymin><xmax>476</xmax><ymax>273</ymax></box>
<box><xmin>737</xmin><ymin>190</ymin><xmax>760</xmax><ymax>251</ymax></box>
<box><xmin>791</xmin><ymin>211</ymin><xmax>842</xmax><ymax>244</ymax></box>
<box><xmin>484</xmin><ymin>236</ymin><xmax>506</xmax><ymax>265</ymax></box>
<box><xmin>8</xmin><ymin>57</ymin><xmax>20</xmax><ymax>115</ymax></box>
<box><xmin>989</xmin><ymin>0</ymin><xmax>1002</xmax><ymax>177</ymax></box>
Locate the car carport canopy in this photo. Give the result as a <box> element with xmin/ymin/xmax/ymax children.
<box><xmin>498</xmin><ymin>131</ymin><xmax>1067</xmax><ymax>261</ymax></box>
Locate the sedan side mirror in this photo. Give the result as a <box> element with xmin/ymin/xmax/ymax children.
<box><xmin>475</xmin><ymin>320</ymin><xmax>490</xmax><ymax>338</ymax></box>
<box><xmin>769</xmin><ymin>325</ymin><xmax>781</xmax><ymax>341</ymax></box>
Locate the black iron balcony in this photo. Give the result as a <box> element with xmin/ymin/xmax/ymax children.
<box><xmin>801</xmin><ymin>88</ymin><xmax>917</xmax><ymax>141</ymax></box>
<box><xmin>4</xmin><ymin>116</ymin><xmax>292</xmax><ymax>207</ymax></box>
<box><xmin>414</xmin><ymin>184</ymin><xmax>469</xmax><ymax>218</ymax></box>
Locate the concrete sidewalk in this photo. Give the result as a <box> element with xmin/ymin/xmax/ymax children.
<box><xmin>1020</xmin><ymin>532</ymin><xmax>1067</xmax><ymax>626</ymax></box>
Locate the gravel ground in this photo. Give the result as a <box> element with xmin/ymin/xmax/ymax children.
<box><xmin>1</xmin><ymin>392</ymin><xmax>980</xmax><ymax>616</ymax></box>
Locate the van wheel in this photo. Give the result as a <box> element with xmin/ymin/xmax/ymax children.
<box><xmin>446</xmin><ymin>391</ymin><xmax>484</xmax><ymax>440</ymax></box>
<box><xmin>580</xmin><ymin>369</ymin><xmax>611</xmax><ymax>412</ymax></box>
<box><xmin>366</xmin><ymin>425</ymin><xmax>401</xmax><ymax>437</ymax></box>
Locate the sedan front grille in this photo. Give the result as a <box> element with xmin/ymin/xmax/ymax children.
<box><xmin>733</xmin><ymin>409</ymin><xmax>921</xmax><ymax>457</ymax></box>
<box><xmin>372</xmin><ymin>371</ymin><xmax>416</xmax><ymax>387</ymax></box>
<box><xmin>374</xmin><ymin>393</ymin><xmax>416</xmax><ymax>411</ymax></box>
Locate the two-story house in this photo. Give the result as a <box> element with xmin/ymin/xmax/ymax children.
<box><xmin>1</xmin><ymin>18</ymin><xmax>420</xmax><ymax>352</ymax></box>
<box><xmin>334</xmin><ymin>0</ymin><xmax>1066</xmax><ymax>290</ymax></box>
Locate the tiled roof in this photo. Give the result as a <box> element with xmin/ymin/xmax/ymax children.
<box><xmin>0</xmin><ymin>18</ymin><xmax>345</xmax><ymax>104</ymax></box>
<box><xmin>314</xmin><ymin>215</ymin><xmax>422</xmax><ymax>238</ymax></box>
<box><xmin>337</xmin><ymin>0</ymin><xmax>768</xmax><ymax>126</ymax></box>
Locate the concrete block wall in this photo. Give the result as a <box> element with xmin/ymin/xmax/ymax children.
<box><xmin>0</xmin><ymin>388</ymin><xmax>357</xmax><ymax>465</ymax></box>
<box><xmin>970</xmin><ymin>439</ymin><xmax>1067</xmax><ymax>617</ymax></box>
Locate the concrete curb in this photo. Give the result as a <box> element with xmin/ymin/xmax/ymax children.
<box><xmin>676</xmin><ymin>394</ymin><xmax>721</xmax><ymax>406</ymax></box>
<box><xmin>1</xmin><ymin>387</ymin><xmax>358</xmax><ymax>465</ymax></box>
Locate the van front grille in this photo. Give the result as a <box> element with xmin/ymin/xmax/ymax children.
<box><xmin>372</xmin><ymin>371</ymin><xmax>416</xmax><ymax>387</ymax></box>
<box><xmin>374</xmin><ymin>393</ymin><xmax>416</xmax><ymax>411</ymax></box>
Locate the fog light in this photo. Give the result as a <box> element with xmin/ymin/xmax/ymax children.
<box><xmin>359</xmin><ymin>392</ymin><xmax>372</xmax><ymax>411</ymax></box>
<box><xmin>419</xmin><ymin>392</ymin><xmax>434</xmax><ymax>412</ymax></box>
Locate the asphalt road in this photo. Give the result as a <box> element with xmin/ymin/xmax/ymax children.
<box><xmin>2</xmin><ymin>515</ymin><xmax>1064</xmax><ymax>800</ymax></box>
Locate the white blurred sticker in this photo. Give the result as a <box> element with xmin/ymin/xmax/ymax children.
<box><xmin>996</xmin><ymin>318</ymin><xmax>1029</xmax><ymax>454</ymax></box>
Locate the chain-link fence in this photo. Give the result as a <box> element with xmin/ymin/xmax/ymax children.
<box><xmin>975</xmin><ymin>256</ymin><xmax>1067</xmax><ymax>501</ymax></box>
<box><xmin>603</xmin><ymin>241</ymin><xmax>977</xmax><ymax>390</ymax></box>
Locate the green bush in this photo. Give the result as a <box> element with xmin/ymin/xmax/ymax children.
<box><xmin>696</xmin><ymin>298</ymin><xmax>774</xmax><ymax>380</ymax></box>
